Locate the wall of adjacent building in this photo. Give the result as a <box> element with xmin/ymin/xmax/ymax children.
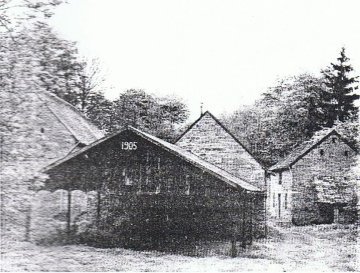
<box><xmin>267</xmin><ymin>170</ymin><xmax>292</xmax><ymax>223</ymax></box>
<box><xmin>291</xmin><ymin>134</ymin><xmax>357</xmax><ymax>225</ymax></box>
<box><xmin>176</xmin><ymin>113</ymin><xmax>265</xmax><ymax>190</ymax></box>
<box><xmin>1</xmin><ymin>91</ymin><xmax>80</xmax><ymax>241</ymax></box>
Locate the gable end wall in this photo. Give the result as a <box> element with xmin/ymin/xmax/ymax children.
<box><xmin>176</xmin><ymin>113</ymin><xmax>265</xmax><ymax>189</ymax></box>
<box><xmin>290</xmin><ymin>134</ymin><xmax>356</xmax><ymax>225</ymax></box>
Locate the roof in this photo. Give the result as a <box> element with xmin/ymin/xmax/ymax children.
<box><xmin>269</xmin><ymin>128</ymin><xmax>357</xmax><ymax>171</ymax></box>
<box><xmin>44</xmin><ymin>126</ymin><xmax>261</xmax><ymax>192</ymax></box>
<box><xmin>314</xmin><ymin>176</ymin><xmax>354</xmax><ymax>204</ymax></box>
<box><xmin>175</xmin><ymin>111</ymin><xmax>265</xmax><ymax>168</ymax></box>
<box><xmin>37</xmin><ymin>90</ymin><xmax>104</xmax><ymax>145</ymax></box>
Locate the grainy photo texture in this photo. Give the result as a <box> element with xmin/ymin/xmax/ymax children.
<box><xmin>0</xmin><ymin>0</ymin><xmax>359</xmax><ymax>272</ymax></box>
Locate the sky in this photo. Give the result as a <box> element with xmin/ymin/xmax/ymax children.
<box><xmin>50</xmin><ymin>0</ymin><xmax>360</xmax><ymax>120</ymax></box>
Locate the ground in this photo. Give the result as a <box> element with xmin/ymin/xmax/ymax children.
<box><xmin>1</xmin><ymin>224</ymin><xmax>358</xmax><ymax>272</ymax></box>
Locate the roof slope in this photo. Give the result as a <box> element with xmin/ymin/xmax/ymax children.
<box><xmin>44</xmin><ymin>126</ymin><xmax>261</xmax><ymax>192</ymax></box>
<box><xmin>175</xmin><ymin>111</ymin><xmax>265</xmax><ymax>168</ymax></box>
<box><xmin>37</xmin><ymin>91</ymin><xmax>104</xmax><ymax>145</ymax></box>
<box><xmin>270</xmin><ymin>128</ymin><xmax>357</xmax><ymax>171</ymax></box>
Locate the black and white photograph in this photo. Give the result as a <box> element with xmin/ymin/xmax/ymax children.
<box><xmin>1</xmin><ymin>0</ymin><xmax>359</xmax><ymax>272</ymax></box>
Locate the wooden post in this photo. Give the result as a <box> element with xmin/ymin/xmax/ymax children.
<box><xmin>264</xmin><ymin>172</ymin><xmax>268</xmax><ymax>239</ymax></box>
<box><xmin>24</xmin><ymin>204</ymin><xmax>32</xmax><ymax>242</ymax></box>
<box><xmin>230</xmin><ymin>229</ymin><xmax>237</xmax><ymax>257</ymax></box>
<box><xmin>67</xmin><ymin>190</ymin><xmax>72</xmax><ymax>241</ymax></box>
<box><xmin>264</xmin><ymin>191</ymin><xmax>268</xmax><ymax>238</ymax></box>
<box><xmin>96</xmin><ymin>189</ymin><xmax>101</xmax><ymax>227</ymax></box>
<box><xmin>230</xmin><ymin>194</ymin><xmax>238</xmax><ymax>258</ymax></box>
<box><xmin>249</xmin><ymin>194</ymin><xmax>253</xmax><ymax>245</ymax></box>
<box><xmin>241</xmin><ymin>190</ymin><xmax>247</xmax><ymax>249</ymax></box>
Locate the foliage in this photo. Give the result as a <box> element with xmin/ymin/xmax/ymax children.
<box><xmin>0</xmin><ymin>0</ymin><xmax>64</xmax><ymax>36</ymax></box>
<box><xmin>321</xmin><ymin>48</ymin><xmax>359</xmax><ymax>126</ymax></box>
<box><xmin>223</xmin><ymin>65</ymin><xmax>359</xmax><ymax>166</ymax></box>
<box><xmin>111</xmin><ymin>89</ymin><xmax>189</xmax><ymax>140</ymax></box>
<box><xmin>223</xmin><ymin>74</ymin><xmax>328</xmax><ymax>165</ymax></box>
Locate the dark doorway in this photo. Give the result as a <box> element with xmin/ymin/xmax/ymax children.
<box><xmin>318</xmin><ymin>203</ymin><xmax>334</xmax><ymax>224</ymax></box>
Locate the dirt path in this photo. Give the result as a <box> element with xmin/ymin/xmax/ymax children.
<box><xmin>1</xmin><ymin>225</ymin><xmax>358</xmax><ymax>272</ymax></box>
<box><xmin>248</xmin><ymin>225</ymin><xmax>359</xmax><ymax>272</ymax></box>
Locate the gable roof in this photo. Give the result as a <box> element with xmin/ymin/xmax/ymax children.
<box><xmin>175</xmin><ymin>111</ymin><xmax>265</xmax><ymax>168</ymax></box>
<box><xmin>269</xmin><ymin>128</ymin><xmax>357</xmax><ymax>171</ymax></box>
<box><xmin>44</xmin><ymin>126</ymin><xmax>261</xmax><ymax>192</ymax></box>
<box><xmin>37</xmin><ymin>90</ymin><xmax>104</xmax><ymax>145</ymax></box>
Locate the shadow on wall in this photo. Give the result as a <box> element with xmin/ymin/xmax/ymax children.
<box><xmin>29</xmin><ymin>190</ymin><xmax>97</xmax><ymax>244</ymax></box>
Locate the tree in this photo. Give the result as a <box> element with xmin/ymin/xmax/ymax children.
<box><xmin>0</xmin><ymin>0</ymin><xmax>63</xmax><ymax>37</ymax></box>
<box><xmin>223</xmin><ymin>74</ymin><xmax>327</xmax><ymax>166</ymax></box>
<box><xmin>111</xmin><ymin>90</ymin><xmax>189</xmax><ymax>140</ymax></box>
<box><xmin>74</xmin><ymin>58</ymin><xmax>107</xmax><ymax>113</ymax></box>
<box><xmin>321</xmin><ymin>47</ymin><xmax>359</xmax><ymax>127</ymax></box>
<box><xmin>85</xmin><ymin>92</ymin><xmax>115</xmax><ymax>132</ymax></box>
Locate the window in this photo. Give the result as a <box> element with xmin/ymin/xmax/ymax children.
<box><xmin>59</xmin><ymin>190</ymin><xmax>66</xmax><ymax>212</ymax></box>
<box><xmin>332</xmin><ymin>137</ymin><xmax>337</xmax><ymax>143</ymax></box>
<box><xmin>123</xmin><ymin>168</ymin><xmax>133</xmax><ymax>186</ymax></box>
<box><xmin>40</xmin><ymin>128</ymin><xmax>45</xmax><ymax>133</ymax></box>
<box><xmin>125</xmin><ymin>176</ymin><xmax>133</xmax><ymax>186</ymax></box>
<box><xmin>285</xmin><ymin>193</ymin><xmax>288</xmax><ymax>209</ymax></box>
<box><xmin>157</xmin><ymin>157</ymin><xmax>161</xmax><ymax>170</ymax></box>
<box><xmin>344</xmin><ymin>177</ymin><xmax>348</xmax><ymax>181</ymax></box>
<box><xmin>319</xmin><ymin>149</ymin><xmax>324</xmax><ymax>156</ymax></box>
<box><xmin>145</xmin><ymin>151</ymin><xmax>150</xmax><ymax>185</ymax></box>
<box><xmin>273</xmin><ymin>193</ymin><xmax>276</xmax><ymax>207</ymax></box>
<box><xmin>279</xmin><ymin>172</ymin><xmax>282</xmax><ymax>185</ymax></box>
<box><xmin>344</xmin><ymin>151</ymin><xmax>349</xmax><ymax>157</ymax></box>
<box><xmin>155</xmin><ymin>183</ymin><xmax>161</xmax><ymax>193</ymax></box>
<box><xmin>205</xmin><ymin>187</ymin><xmax>210</xmax><ymax>197</ymax></box>
<box><xmin>185</xmin><ymin>175</ymin><xmax>190</xmax><ymax>195</ymax></box>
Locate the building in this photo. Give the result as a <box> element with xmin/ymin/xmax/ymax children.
<box><xmin>43</xmin><ymin>126</ymin><xmax>266</xmax><ymax>247</ymax></box>
<box><xmin>268</xmin><ymin>129</ymin><xmax>358</xmax><ymax>225</ymax></box>
<box><xmin>38</xmin><ymin>110</ymin><xmax>357</xmax><ymax>247</ymax></box>
<box><xmin>175</xmin><ymin>111</ymin><xmax>266</xmax><ymax>190</ymax></box>
<box><xmin>1</xmin><ymin>89</ymin><xmax>104</xmax><ymax>240</ymax></box>
<box><xmin>2</xmin><ymin>89</ymin><xmax>104</xmax><ymax>170</ymax></box>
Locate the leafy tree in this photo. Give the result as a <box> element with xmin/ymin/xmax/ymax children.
<box><xmin>74</xmin><ymin>58</ymin><xmax>107</xmax><ymax>113</ymax></box>
<box><xmin>111</xmin><ymin>90</ymin><xmax>189</xmax><ymax>140</ymax></box>
<box><xmin>85</xmin><ymin>92</ymin><xmax>115</xmax><ymax>132</ymax></box>
<box><xmin>223</xmin><ymin>74</ymin><xmax>327</xmax><ymax>166</ymax></box>
<box><xmin>0</xmin><ymin>0</ymin><xmax>63</xmax><ymax>37</ymax></box>
<box><xmin>321</xmin><ymin>47</ymin><xmax>359</xmax><ymax>127</ymax></box>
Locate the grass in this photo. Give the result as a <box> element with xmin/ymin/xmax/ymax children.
<box><xmin>1</xmin><ymin>224</ymin><xmax>358</xmax><ymax>272</ymax></box>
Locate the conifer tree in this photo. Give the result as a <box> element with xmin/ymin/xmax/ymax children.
<box><xmin>321</xmin><ymin>48</ymin><xmax>359</xmax><ymax>127</ymax></box>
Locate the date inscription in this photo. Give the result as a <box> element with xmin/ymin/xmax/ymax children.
<box><xmin>121</xmin><ymin>141</ymin><xmax>137</xmax><ymax>150</ymax></box>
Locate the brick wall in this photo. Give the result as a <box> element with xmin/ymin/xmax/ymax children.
<box><xmin>176</xmin><ymin>113</ymin><xmax>265</xmax><ymax>189</ymax></box>
<box><xmin>291</xmin><ymin>134</ymin><xmax>357</xmax><ymax>225</ymax></box>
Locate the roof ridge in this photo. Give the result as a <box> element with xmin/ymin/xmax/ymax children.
<box><xmin>35</xmin><ymin>90</ymin><xmax>81</xmax><ymax>142</ymax></box>
<box><xmin>37</xmin><ymin>90</ymin><xmax>104</xmax><ymax>144</ymax></box>
<box><xmin>40</xmin><ymin>90</ymin><xmax>104</xmax><ymax>133</ymax></box>
<box><xmin>175</xmin><ymin>111</ymin><xmax>266</xmax><ymax>168</ymax></box>
<box><xmin>44</xmin><ymin>126</ymin><xmax>260</xmax><ymax>192</ymax></box>
<box><xmin>129</xmin><ymin>126</ymin><xmax>260</xmax><ymax>191</ymax></box>
<box><xmin>269</xmin><ymin>128</ymin><xmax>356</xmax><ymax>171</ymax></box>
